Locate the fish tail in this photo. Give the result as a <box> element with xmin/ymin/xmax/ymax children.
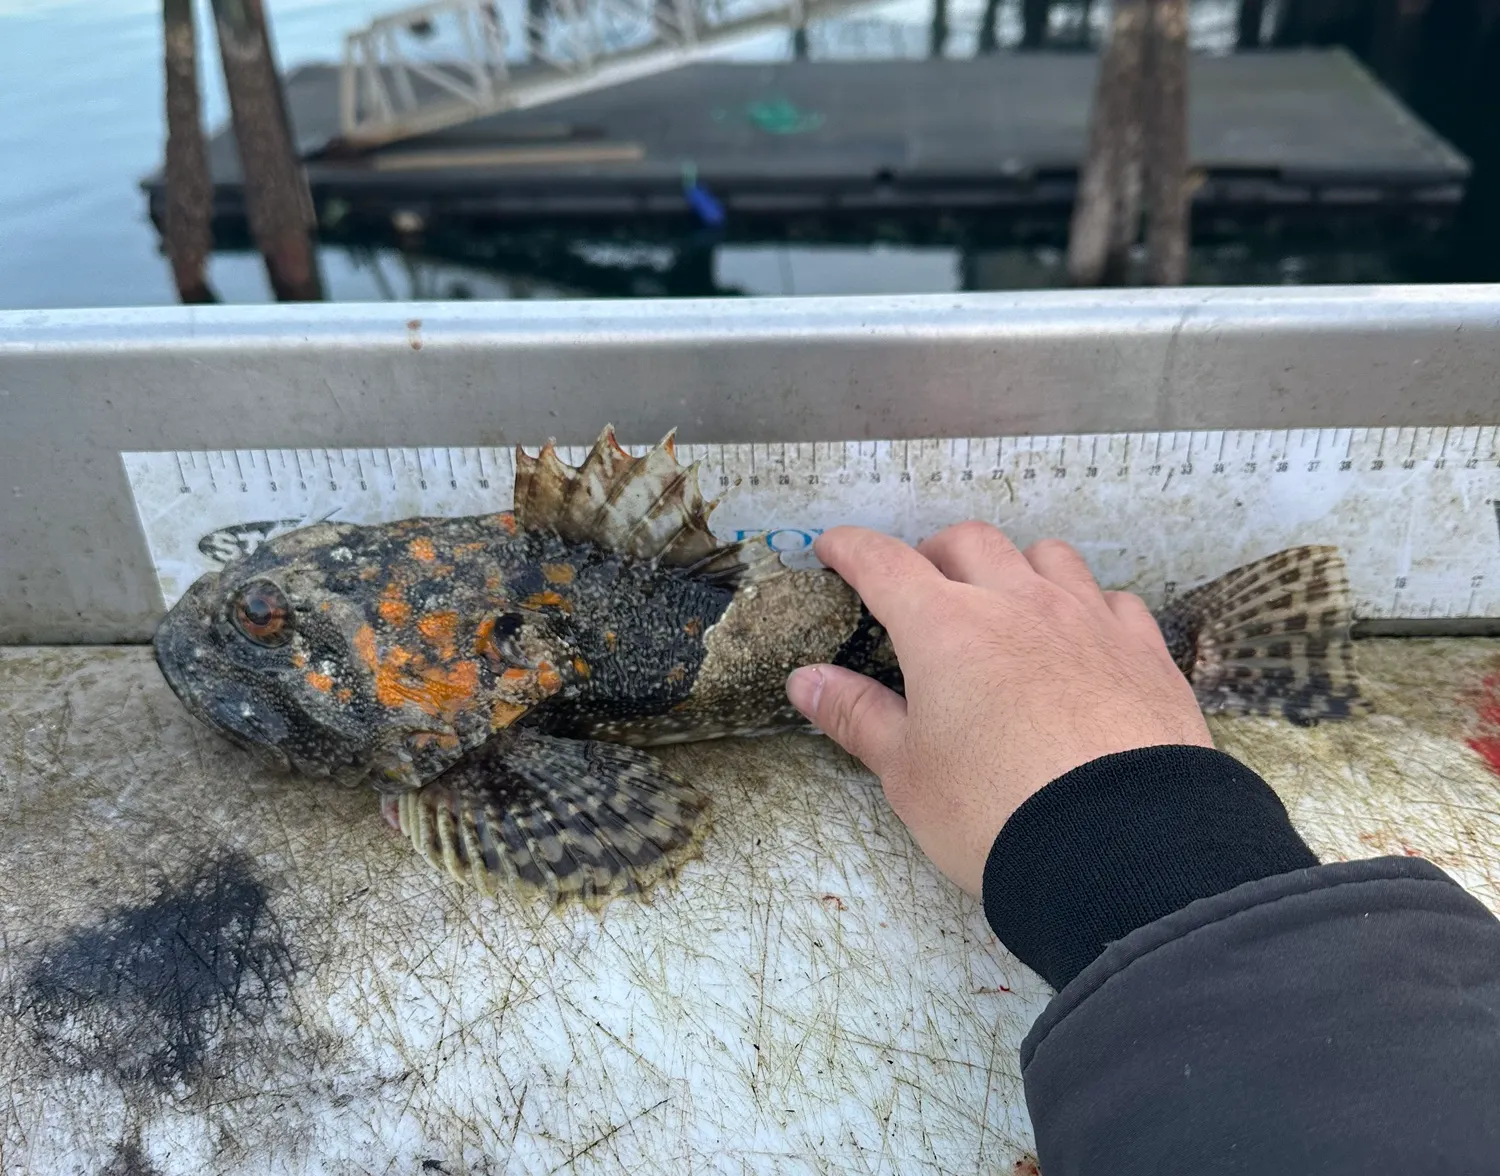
<box><xmin>1158</xmin><ymin>546</ymin><xmax>1365</xmax><ymax>726</ymax></box>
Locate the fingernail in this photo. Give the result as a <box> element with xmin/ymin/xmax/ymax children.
<box><xmin>786</xmin><ymin>665</ymin><xmax>825</xmax><ymax>717</ymax></box>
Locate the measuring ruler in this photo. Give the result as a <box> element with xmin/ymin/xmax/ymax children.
<box><xmin>123</xmin><ymin>426</ymin><xmax>1500</xmax><ymax>628</ymax></box>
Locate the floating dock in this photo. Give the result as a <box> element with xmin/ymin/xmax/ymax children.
<box><xmin>143</xmin><ymin>49</ymin><xmax>1470</xmax><ymax>236</ymax></box>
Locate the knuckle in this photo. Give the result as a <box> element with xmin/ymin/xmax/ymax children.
<box><xmin>1028</xmin><ymin>536</ymin><xmax>1076</xmax><ymax>559</ymax></box>
<box><xmin>1016</xmin><ymin>578</ymin><xmax>1065</xmax><ymax>614</ymax></box>
<box><xmin>936</xmin><ymin>520</ymin><xmax>1003</xmax><ymax>558</ymax></box>
<box><xmin>948</xmin><ymin>519</ymin><xmax>997</xmax><ymax>543</ymax></box>
<box><xmin>1105</xmin><ymin>589</ymin><xmax>1150</xmax><ymax>617</ymax></box>
<box><xmin>825</xmin><ymin>676</ymin><xmax>874</xmax><ymax>735</ymax></box>
<box><xmin>1027</xmin><ymin>537</ymin><xmax>1086</xmax><ymax>570</ymax></box>
<box><xmin>843</xmin><ymin>681</ymin><xmax>890</xmax><ymax>737</ymax></box>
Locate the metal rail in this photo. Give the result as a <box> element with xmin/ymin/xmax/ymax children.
<box><xmin>4</xmin><ymin>287</ymin><xmax>1500</xmax><ymax>643</ymax></box>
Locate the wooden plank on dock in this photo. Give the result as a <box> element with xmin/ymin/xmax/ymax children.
<box><xmin>143</xmin><ymin>49</ymin><xmax>1470</xmax><ymax>228</ymax></box>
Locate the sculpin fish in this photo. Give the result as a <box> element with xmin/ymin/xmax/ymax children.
<box><xmin>154</xmin><ymin>427</ymin><xmax>1363</xmax><ymax>907</ymax></box>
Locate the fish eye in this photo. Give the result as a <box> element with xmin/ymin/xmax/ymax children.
<box><xmin>232</xmin><ymin>581</ymin><xmax>293</xmax><ymax>647</ymax></box>
<box><xmin>493</xmin><ymin>613</ymin><xmax>523</xmax><ymax>640</ymax></box>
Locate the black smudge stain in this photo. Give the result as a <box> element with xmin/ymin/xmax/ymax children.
<box><xmin>101</xmin><ymin>1135</ymin><xmax>164</xmax><ymax>1176</ymax></box>
<box><xmin>23</xmin><ymin>851</ymin><xmax>295</xmax><ymax>1095</ymax></box>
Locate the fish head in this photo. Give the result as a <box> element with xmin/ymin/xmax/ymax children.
<box><xmin>154</xmin><ymin>516</ymin><xmax>570</xmax><ymax>792</ymax></box>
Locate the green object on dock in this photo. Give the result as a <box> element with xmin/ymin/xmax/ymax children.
<box><xmin>743</xmin><ymin>97</ymin><xmax>825</xmax><ymax>134</ymax></box>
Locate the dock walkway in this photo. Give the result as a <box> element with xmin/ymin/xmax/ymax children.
<box><xmin>143</xmin><ymin>49</ymin><xmax>1470</xmax><ymax>234</ymax></box>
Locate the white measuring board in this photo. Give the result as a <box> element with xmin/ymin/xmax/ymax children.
<box><xmin>123</xmin><ymin>426</ymin><xmax>1500</xmax><ymax>619</ymax></box>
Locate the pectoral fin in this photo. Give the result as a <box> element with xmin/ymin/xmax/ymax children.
<box><xmin>391</xmin><ymin>728</ymin><xmax>709</xmax><ymax>909</ymax></box>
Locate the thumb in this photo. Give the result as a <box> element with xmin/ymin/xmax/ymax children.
<box><xmin>786</xmin><ymin>664</ymin><xmax>906</xmax><ymax>775</ymax></box>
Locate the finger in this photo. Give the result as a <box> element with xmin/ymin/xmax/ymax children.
<box><xmin>814</xmin><ymin>526</ymin><xmax>949</xmax><ymax>635</ymax></box>
<box><xmin>786</xmin><ymin>664</ymin><xmax>906</xmax><ymax>776</ymax></box>
<box><xmin>915</xmin><ymin>521</ymin><xmax>1032</xmax><ymax>591</ymax></box>
<box><xmin>1104</xmin><ymin>590</ymin><xmax>1177</xmax><ymax>656</ymax></box>
<box><xmin>1023</xmin><ymin>539</ymin><xmax>1112</xmax><ymax>615</ymax></box>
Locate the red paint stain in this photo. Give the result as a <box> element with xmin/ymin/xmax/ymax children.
<box><xmin>1465</xmin><ymin>672</ymin><xmax>1500</xmax><ymax>778</ymax></box>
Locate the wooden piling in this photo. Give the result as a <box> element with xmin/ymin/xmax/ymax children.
<box><xmin>1144</xmin><ymin>0</ymin><xmax>1190</xmax><ymax>285</ymax></box>
<box><xmin>930</xmin><ymin>0</ymin><xmax>950</xmax><ymax>57</ymax></box>
<box><xmin>1067</xmin><ymin>0</ymin><xmax>1191</xmax><ymax>286</ymax></box>
<box><xmin>209</xmin><ymin>0</ymin><xmax>323</xmax><ymax>301</ymax></box>
<box><xmin>1237</xmin><ymin>0</ymin><xmax>1266</xmax><ymax>47</ymax></box>
<box><xmin>162</xmin><ymin>0</ymin><xmax>216</xmax><ymax>303</ymax></box>
<box><xmin>1066</xmin><ymin>0</ymin><xmax>1147</xmax><ymax>285</ymax></box>
<box><xmin>1021</xmin><ymin>0</ymin><xmax>1051</xmax><ymax>49</ymax></box>
<box><xmin>1078</xmin><ymin>0</ymin><xmax>1096</xmax><ymax>44</ymax></box>
<box><xmin>978</xmin><ymin>0</ymin><xmax>1002</xmax><ymax>53</ymax></box>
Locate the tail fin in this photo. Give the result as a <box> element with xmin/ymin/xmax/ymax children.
<box><xmin>1162</xmin><ymin>546</ymin><xmax>1365</xmax><ymax>726</ymax></box>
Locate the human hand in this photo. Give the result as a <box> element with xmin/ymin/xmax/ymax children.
<box><xmin>785</xmin><ymin>523</ymin><xmax>1215</xmax><ymax>897</ymax></box>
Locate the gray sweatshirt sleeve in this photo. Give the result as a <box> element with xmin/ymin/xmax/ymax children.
<box><xmin>1019</xmin><ymin>856</ymin><xmax>1500</xmax><ymax>1173</ymax></box>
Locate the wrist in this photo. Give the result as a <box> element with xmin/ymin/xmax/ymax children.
<box><xmin>981</xmin><ymin>745</ymin><xmax>1319</xmax><ymax>991</ymax></box>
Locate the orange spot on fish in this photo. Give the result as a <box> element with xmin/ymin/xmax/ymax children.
<box><xmin>683</xmin><ymin>617</ymin><xmax>702</xmax><ymax>637</ymax></box>
<box><xmin>537</xmin><ymin>663</ymin><xmax>563</xmax><ymax>694</ymax></box>
<box><xmin>305</xmin><ymin>671</ymin><xmax>334</xmax><ymax>693</ymax></box>
<box><xmin>542</xmin><ymin>562</ymin><xmax>575</xmax><ymax>585</ymax></box>
<box><xmin>491</xmin><ymin>700</ymin><xmax>528</xmax><ymax>729</ymax></box>
<box><xmin>453</xmin><ymin>541</ymin><xmax>486</xmax><ymax>556</ymax></box>
<box><xmin>378</xmin><ymin>594</ymin><xmax>411</xmax><ymax>626</ymax></box>
<box><xmin>500</xmin><ymin>667</ymin><xmax>533</xmax><ymax>684</ymax></box>
<box><xmin>417</xmin><ymin>610</ymin><xmax>460</xmax><ymax>660</ymax></box>
<box><xmin>603</xmin><ymin>630</ymin><xmax>618</xmax><ymax>651</ymax></box>
<box><xmin>571</xmin><ymin>657</ymin><xmax>591</xmax><ymax>679</ymax></box>
<box><xmin>489</xmin><ymin>512</ymin><xmax>518</xmax><ymax>535</ymax></box>
<box><xmin>374</xmin><ymin>653</ymin><xmax>480</xmax><ymax>719</ymax></box>
<box><xmin>522</xmin><ymin>590</ymin><xmax>571</xmax><ymax>612</ymax></box>
<box><xmin>290</xmin><ymin>651</ymin><xmax>308</xmax><ymax>668</ymax></box>
<box><xmin>665</xmin><ymin>664</ymin><xmax>687</xmax><ymax>684</ymax></box>
<box><xmin>336</xmin><ymin>688</ymin><xmax>353</xmax><ymax>703</ymax></box>
<box><xmin>408</xmin><ymin>537</ymin><xmax>437</xmax><ymax>563</ymax></box>
<box><xmin>359</xmin><ymin>565</ymin><xmax>381</xmax><ymax>581</ymax></box>
<box><xmin>354</xmin><ymin>625</ymin><xmax>379</xmax><ymax>671</ymax></box>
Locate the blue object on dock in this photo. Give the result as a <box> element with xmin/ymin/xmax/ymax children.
<box><xmin>682</xmin><ymin>163</ymin><xmax>726</xmax><ymax>228</ymax></box>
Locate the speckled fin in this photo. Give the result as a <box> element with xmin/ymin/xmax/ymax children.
<box><xmin>1169</xmin><ymin>545</ymin><xmax>1365</xmax><ymax>725</ymax></box>
<box><xmin>513</xmin><ymin>425</ymin><xmax>783</xmax><ymax>585</ymax></box>
<box><xmin>394</xmin><ymin>728</ymin><xmax>709</xmax><ymax>910</ymax></box>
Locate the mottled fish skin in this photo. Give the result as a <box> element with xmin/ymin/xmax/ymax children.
<box><xmin>154</xmin><ymin>426</ymin><xmax>1363</xmax><ymax>906</ymax></box>
<box><xmin>154</xmin><ymin>512</ymin><xmax>828</xmax><ymax>788</ymax></box>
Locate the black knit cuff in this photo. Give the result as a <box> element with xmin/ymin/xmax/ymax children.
<box><xmin>981</xmin><ymin>745</ymin><xmax>1319</xmax><ymax>992</ymax></box>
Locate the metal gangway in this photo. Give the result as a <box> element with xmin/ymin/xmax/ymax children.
<box><xmin>339</xmin><ymin>0</ymin><xmax>879</xmax><ymax>147</ymax></box>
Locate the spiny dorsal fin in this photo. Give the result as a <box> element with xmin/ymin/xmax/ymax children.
<box><xmin>513</xmin><ymin>425</ymin><xmax>784</xmax><ymax>586</ymax></box>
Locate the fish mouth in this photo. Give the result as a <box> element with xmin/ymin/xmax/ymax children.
<box><xmin>153</xmin><ymin>608</ymin><xmax>215</xmax><ymax>723</ymax></box>
<box><xmin>154</xmin><ymin>601</ymin><xmax>295</xmax><ymax>771</ymax></box>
